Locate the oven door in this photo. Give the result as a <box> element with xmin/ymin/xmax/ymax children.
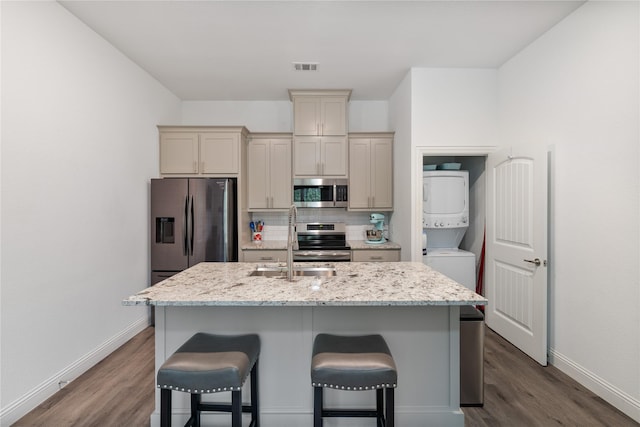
<box><xmin>293</xmin><ymin>250</ymin><xmax>352</xmax><ymax>262</ymax></box>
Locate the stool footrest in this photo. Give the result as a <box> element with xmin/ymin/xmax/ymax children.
<box><xmin>323</xmin><ymin>409</ymin><xmax>380</xmax><ymax>417</ymax></box>
<box><xmin>198</xmin><ymin>402</ymin><xmax>255</xmax><ymax>413</ymax></box>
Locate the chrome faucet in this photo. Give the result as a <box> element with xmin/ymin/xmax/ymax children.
<box><xmin>287</xmin><ymin>204</ymin><xmax>298</xmax><ymax>281</ymax></box>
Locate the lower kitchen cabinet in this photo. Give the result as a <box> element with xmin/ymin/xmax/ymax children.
<box><xmin>242</xmin><ymin>250</ymin><xmax>287</xmax><ymax>262</ymax></box>
<box><xmin>351</xmin><ymin>249</ymin><xmax>401</xmax><ymax>262</ymax></box>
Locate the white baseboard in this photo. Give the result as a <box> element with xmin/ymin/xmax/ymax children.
<box><xmin>0</xmin><ymin>315</ymin><xmax>150</xmax><ymax>426</ymax></box>
<box><xmin>549</xmin><ymin>347</ymin><xmax>640</xmax><ymax>423</ymax></box>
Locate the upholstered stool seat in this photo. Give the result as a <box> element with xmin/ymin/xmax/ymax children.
<box><xmin>311</xmin><ymin>333</ymin><xmax>397</xmax><ymax>427</ymax></box>
<box><xmin>157</xmin><ymin>333</ymin><xmax>260</xmax><ymax>427</ymax></box>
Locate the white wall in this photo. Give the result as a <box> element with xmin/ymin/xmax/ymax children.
<box><xmin>181</xmin><ymin>101</ymin><xmax>292</xmax><ymax>131</ymax></box>
<box><xmin>181</xmin><ymin>99</ymin><xmax>390</xmax><ymax>133</ymax></box>
<box><xmin>411</xmin><ymin>68</ymin><xmax>498</xmax><ymax>148</ymax></box>
<box><xmin>0</xmin><ymin>2</ymin><xmax>181</xmax><ymax>423</ymax></box>
<box><xmin>388</xmin><ymin>72</ymin><xmax>414</xmax><ymax>260</ymax></box>
<box><xmin>497</xmin><ymin>1</ymin><xmax>639</xmax><ymax>420</ymax></box>
<box><xmin>406</xmin><ymin>68</ymin><xmax>498</xmax><ymax>261</ymax></box>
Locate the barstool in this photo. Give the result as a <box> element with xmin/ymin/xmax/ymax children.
<box><xmin>157</xmin><ymin>332</ymin><xmax>260</xmax><ymax>427</ymax></box>
<box><xmin>311</xmin><ymin>333</ymin><xmax>397</xmax><ymax>427</ymax></box>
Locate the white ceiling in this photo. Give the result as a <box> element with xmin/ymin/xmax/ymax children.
<box><xmin>59</xmin><ymin>1</ymin><xmax>585</xmax><ymax>101</ymax></box>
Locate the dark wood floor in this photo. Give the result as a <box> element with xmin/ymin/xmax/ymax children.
<box><xmin>13</xmin><ymin>327</ymin><xmax>155</xmax><ymax>427</ymax></box>
<box><xmin>14</xmin><ymin>326</ymin><xmax>638</xmax><ymax>426</ymax></box>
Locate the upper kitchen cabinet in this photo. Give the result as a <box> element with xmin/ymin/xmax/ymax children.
<box><xmin>247</xmin><ymin>134</ymin><xmax>292</xmax><ymax>210</ymax></box>
<box><xmin>158</xmin><ymin>126</ymin><xmax>249</xmax><ymax>176</ymax></box>
<box><xmin>289</xmin><ymin>89</ymin><xmax>351</xmax><ymax>136</ymax></box>
<box><xmin>293</xmin><ymin>136</ymin><xmax>348</xmax><ymax>177</ymax></box>
<box><xmin>348</xmin><ymin>133</ymin><xmax>394</xmax><ymax>211</ymax></box>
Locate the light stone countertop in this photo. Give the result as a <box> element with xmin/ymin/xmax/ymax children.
<box><xmin>123</xmin><ymin>262</ymin><xmax>486</xmax><ymax>307</ymax></box>
<box><xmin>241</xmin><ymin>240</ymin><xmax>288</xmax><ymax>250</ymax></box>
<box><xmin>348</xmin><ymin>240</ymin><xmax>401</xmax><ymax>250</ymax></box>
<box><xmin>240</xmin><ymin>240</ymin><xmax>401</xmax><ymax>250</ymax></box>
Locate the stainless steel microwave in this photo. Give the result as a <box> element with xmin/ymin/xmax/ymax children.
<box><xmin>293</xmin><ymin>178</ymin><xmax>348</xmax><ymax>208</ymax></box>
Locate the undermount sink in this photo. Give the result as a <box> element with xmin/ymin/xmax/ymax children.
<box><xmin>249</xmin><ymin>265</ymin><xmax>336</xmax><ymax>278</ymax></box>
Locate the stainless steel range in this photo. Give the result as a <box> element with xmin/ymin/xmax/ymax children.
<box><xmin>293</xmin><ymin>222</ymin><xmax>351</xmax><ymax>262</ymax></box>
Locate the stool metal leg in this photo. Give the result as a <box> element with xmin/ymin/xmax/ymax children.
<box><xmin>313</xmin><ymin>387</ymin><xmax>323</xmax><ymax>427</ymax></box>
<box><xmin>385</xmin><ymin>388</ymin><xmax>394</xmax><ymax>427</ymax></box>
<box><xmin>160</xmin><ymin>388</ymin><xmax>172</xmax><ymax>427</ymax></box>
<box><xmin>231</xmin><ymin>390</ymin><xmax>242</xmax><ymax>427</ymax></box>
<box><xmin>190</xmin><ymin>393</ymin><xmax>201</xmax><ymax>427</ymax></box>
<box><xmin>250</xmin><ymin>360</ymin><xmax>259</xmax><ymax>426</ymax></box>
<box><xmin>376</xmin><ymin>389</ymin><xmax>384</xmax><ymax>427</ymax></box>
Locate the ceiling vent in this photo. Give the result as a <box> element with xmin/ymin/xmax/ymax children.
<box><xmin>293</xmin><ymin>62</ymin><xmax>318</xmax><ymax>71</ymax></box>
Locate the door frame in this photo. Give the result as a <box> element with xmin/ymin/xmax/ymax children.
<box><xmin>412</xmin><ymin>146</ymin><xmax>497</xmax><ymax>263</ymax></box>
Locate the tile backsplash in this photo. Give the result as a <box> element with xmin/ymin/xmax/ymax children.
<box><xmin>249</xmin><ymin>209</ymin><xmax>391</xmax><ymax>241</ymax></box>
<box><xmin>250</xmin><ymin>208</ymin><xmax>372</xmax><ymax>226</ymax></box>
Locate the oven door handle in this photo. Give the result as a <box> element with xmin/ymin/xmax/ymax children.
<box><xmin>293</xmin><ymin>250</ymin><xmax>352</xmax><ymax>262</ymax></box>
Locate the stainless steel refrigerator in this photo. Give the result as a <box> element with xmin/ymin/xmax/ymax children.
<box><xmin>150</xmin><ymin>178</ymin><xmax>237</xmax><ymax>285</ymax></box>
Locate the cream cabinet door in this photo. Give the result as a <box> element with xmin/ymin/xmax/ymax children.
<box><xmin>321</xmin><ymin>137</ymin><xmax>348</xmax><ymax>176</ymax></box>
<box><xmin>293</xmin><ymin>137</ymin><xmax>347</xmax><ymax>177</ymax></box>
<box><xmin>292</xmin><ymin>95</ymin><xmax>347</xmax><ymax>136</ymax></box>
<box><xmin>321</xmin><ymin>97</ymin><xmax>347</xmax><ymax>136</ymax></box>
<box><xmin>269</xmin><ymin>139</ymin><xmax>292</xmax><ymax>208</ymax></box>
<box><xmin>351</xmin><ymin>249</ymin><xmax>400</xmax><ymax>262</ymax></box>
<box><xmin>293</xmin><ymin>137</ymin><xmax>321</xmax><ymax>176</ymax></box>
<box><xmin>370</xmin><ymin>138</ymin><xmax>393</xmax><ymax>209</ymax></box>
<box><xmin>247</xmin><ymin>140</ymin><xmax>270</xmax><ymax>209</ymax></box>
<box><xmin>248</xmin><ymin>138</ymin><xmax>291</xmax><ymax>210</ymax></box>
<box><xmin>293</xmin><ymin>97</ymin><xmax>322</xmax><ymax>136</ymax></box>
<box><xmin>243</xmin><ymin>250</ymin><xmax>287</xmax><ymax>262</ymax></box>
<box><xmin>159</xmin><ymin>133</ymin><xmax>199</xmax><ymax>174</ymax></box>
<box><xmin>200</xmin><ymin>133</ymin><xmax>239</xmax><ymax>174</ymax></box>
<box><xmin>348</xmin><ymin>139</ymin><xmax>371</xmax><ymax>208</ymax></box>
<box><xmin>348</xmin><ymin>135</ymin><xmax>393</xmax><ymax>210</ymax></box>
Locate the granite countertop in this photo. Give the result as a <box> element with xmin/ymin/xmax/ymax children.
<box><xmin>123</xmin><ymin>262</ymin><xmax>486</xmax><ymax>307</ymax></box>
<box><xmin>241</xmin><ymin>240</ymin><xmax>288</xmax><ymax>250</ymax></box>
<box><xmin>241</xmin><ymin>240</ymin><xmax>401</xmax><ymax>250</ymax></box>
<box><xmin>348</xmin><ymin>240</ymin><xmax>401</xmax><ymax>250</ymax></box>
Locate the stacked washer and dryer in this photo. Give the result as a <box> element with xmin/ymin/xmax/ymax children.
<box><xmin>422</xmin><ymin>167</ymin><xmax>484</xmax><ymax>407</ymax></box>
<box><xmin>422</xmin><ymin>169</ymin><xmax>476</xmax><ymax>291</ymax></box>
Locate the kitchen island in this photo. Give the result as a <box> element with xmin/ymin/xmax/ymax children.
<box><xmin>124</xmin><ymin>262</ymin><xmax>486</xmax><ymax>426</ymax></box>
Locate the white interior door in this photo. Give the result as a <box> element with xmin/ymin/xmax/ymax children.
<box><xmin>485</xmin><ymin>147</ymin><xmax>548</xmax><ymax>365</ymax></box>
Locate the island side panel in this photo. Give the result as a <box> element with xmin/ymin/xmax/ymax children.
<box><xmin>312</xmin><ymin>305</ymin><xmax>463</xmax><ymax>426</ymax></box>
<box><xmin>152</xmin><ymin>305</ymin><xmax>463</xmax><ymax>427</ymax></box>
<box><xmin>152</xmin><ymin>306</ymin><xmax>313</xmax><ymax>427</ymax></box>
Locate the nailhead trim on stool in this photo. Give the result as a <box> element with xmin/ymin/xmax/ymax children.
<box><xmin>311</xmin><ymin>333</ymin><xmax>397</xmax><ymax>427</ymax></box>
<box><xmin>157</xmin><ymin>333</ymin><xmax>260</xmax><ymax>427</ymax></box>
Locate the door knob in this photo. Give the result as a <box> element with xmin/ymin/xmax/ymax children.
<box><xmin>523</xmin><ymin>258</ymin><xmax>542</xmax><ymax>266</ymax></box>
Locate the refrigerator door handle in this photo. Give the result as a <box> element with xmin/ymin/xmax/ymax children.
<box><xmin>183</xmin><ymin>195</ymin><xmax>189</xmax><ymax>256</ymax></box>
<box><xmin>189</xmin><ymin>195</ymin><xmax>195</xmax><ymax>256</ymax></box>
<box><xmin>223</xmin><ymin>180</ymin><xmax>229</xmax><ymax>262</ymax></box>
